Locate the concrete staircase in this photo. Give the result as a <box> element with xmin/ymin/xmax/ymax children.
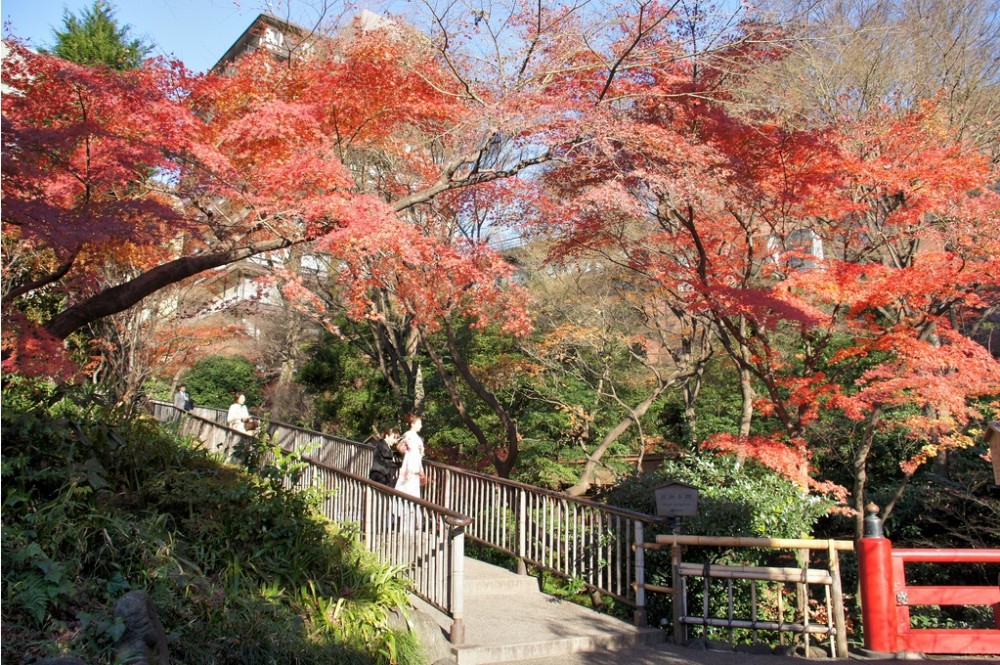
<box><xmin>411</xmin><ymin>558</ymin><xmax>663</xmax><ymax>665</ymax></box>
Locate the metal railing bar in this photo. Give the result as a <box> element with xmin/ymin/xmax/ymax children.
<box><xmin>299</xmin><ymin>452</ymin><xmax>472</xmax><ymax>526</ymax></box>
<box><xmin>187</xmin><ymin>405</ymin><xmax>659</xmax><ymax>523</ymax></box>
<box><xmin>150</xmin><ymin>401</ymin><xmax>470</xmax><ymax>642</ymax></box>
<box><xmin>681</xmin><ymin>617</ymin><xmax>834</xmax><ymax>634</ymax></box>
<box><xmin>159</xmin><ymin>401</ymin><xmax>658</xmax><ymax>616</ymax></box>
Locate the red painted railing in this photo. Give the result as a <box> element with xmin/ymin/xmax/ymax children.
<box><xmin>859</xmin><ymin>505</ymin><xmax>1000</xmax><ymax>656</ymax></box>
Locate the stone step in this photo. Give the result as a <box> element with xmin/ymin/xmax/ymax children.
<box><xmin>461</xmin><ymin>558</ymin><xmax>540</xmax><ymax>596</ymax></box>
<box><xmin>451</xmin><ymin>622</ymin><xmax>662</xmax><ymax>665</ymax></box>
<box><xmin>410</xmin><ymin>558</ymin><xmax>663</xmax><ymax>665</ymax></box>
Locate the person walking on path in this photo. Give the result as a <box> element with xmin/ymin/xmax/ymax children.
<box><xmin>369</xmin><ymin>427</ymin><xmax>402</xmax><ymax>487</ymax></box>
<box><xmin>173</xmin><ymin>384</ymin><xmax>193</xmax><ymax>412</ymax></box>
<box><xmin>227</xmin><ymin>393</ymin><xmax>251</xmax><ymax>433</ymax></box>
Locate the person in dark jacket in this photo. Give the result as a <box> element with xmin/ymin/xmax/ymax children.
<box><xmin>369</xmin><ymin>427</ymin><xmax>402</xmax><ymax>487</ymax></box>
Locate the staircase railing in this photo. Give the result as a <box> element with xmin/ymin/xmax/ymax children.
<box><xmin>149</xmin><ymin>402</ymin><xmax>472</xmax><ymax>644</ymax></box>
<box><xmin>169</xmin><ymin>404</ymin><xmax>659</xmax><ymax>624</ymax></box>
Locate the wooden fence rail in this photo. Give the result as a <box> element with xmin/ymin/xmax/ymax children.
<box><xmin>650</xmin><ymin>534</ymin><xmax>855</xmax><ymax>657</ymax></box>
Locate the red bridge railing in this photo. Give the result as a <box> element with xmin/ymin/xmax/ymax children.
<box><xmin>858</xmin><ymin>504</ymin><xmax>1000</xmax><ymax>656</ymax></box>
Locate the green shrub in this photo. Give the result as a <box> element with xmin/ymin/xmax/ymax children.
<box><xmin>1</xmin><ymin>382</ymin><xmax>416</xmax><ymax>664</ymax></box>
<box><xmin>597</xmin><ymin>453</ymin><xmax>831</xmax><ymax>540</ymax></box>
<box><xmin>594</xmin><ymin>453</ymin><xmax>833</xmax><ymax>642</ymax></box>
<box><xmin>179</xmin><ymin>355</ymin><xmax>264</xmax><ymax>409</ymax></box>
<box><xmin>297</xmin><ymin>329</ymin><xmax>400</xmax><ymax>437</ymax></box>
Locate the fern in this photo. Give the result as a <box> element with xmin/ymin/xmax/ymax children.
<box><xmin>14</xmin><ymin>574</ymin><xmax>51</xmax><ymax>625</ymax></box>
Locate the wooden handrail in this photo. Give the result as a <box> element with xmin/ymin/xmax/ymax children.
<box><xmin>655</xmin><ymin>534</ymin><xmax>854</xmax><ymax>551</ymax></box>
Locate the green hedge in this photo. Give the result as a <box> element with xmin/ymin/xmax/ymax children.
<box><xmin>1</xmin><ymin>380</ymin><xmax>422</xmax><ymax>665</ymax></box>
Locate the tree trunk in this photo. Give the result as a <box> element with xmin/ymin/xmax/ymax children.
<box><xmin>418</xmin><ymin>323</ymin><xmax>520</xmax><ymax>477</ymax></box>
<box><xmin>44</xmin><ymin>238</ymin><xmax>299</xmax><ymax>340</ymax></box>
<box><xmin>682</xmin><ymin>360</ymin><xmax>705</xmax><ymax>448</ymax></box>
<box><xmin>737</xmin><ymin>318</ymin><xmax>755</xmax><ymax>442</ymax></box>
<box><xmin>414</xmin><ymin>364</ymin><xmax>425</xmax><ymax>414</ymax></box>
<box><xmin>738</xmin><ymin>365</ymin><xmax>755</xmax><ymax>438</ymax></box>
<box><xmin>852</xmin><ymin>407</ymin><xmax>882</xmax><ymax>539</ymax></box>
<box><xmin>881</xmin><ymin>473</ymin><xmax>913</xmax><ymax>524</ymax></box>
<box><xmin>361</xmin><ymin>300</ymin><xmax>421</xmax><ymax>413</ymax></box>
<box><xmin>564</xmin><ymin>383</ymin><xmax>667</xmax><ymax>497</ymax></box>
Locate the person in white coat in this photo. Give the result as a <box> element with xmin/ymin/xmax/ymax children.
<box><xmin>394</xmin><ymin>413</ymin><xmax>425</xmax><ymax>530</ymax></box>
<box><xmin>227</xmin><ymin>393</ymin><xmax>250</xmax><ymax>433</ymax></box>
<box><xmin>394</xmin><ymin>413</ymin><xmax>425</xmax><ymax>498</ymax></box>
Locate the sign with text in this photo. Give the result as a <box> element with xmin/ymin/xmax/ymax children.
<box><xmin>654</xmin><ymin>481</ymin><xmax>699</xmax><ymax>517</ymax></box>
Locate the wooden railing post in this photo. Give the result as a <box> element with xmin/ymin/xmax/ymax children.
<box><xmin>671</xmin><ymin>536</ymin><xmax>685</xmax><ymax>644</ymax></box>
<box><xmin>828</xmin><ymin>540</ymin><xmax>848</xmax><ymax>657</ymax></box>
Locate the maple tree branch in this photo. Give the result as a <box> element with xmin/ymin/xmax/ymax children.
<box><xmin>441</xmin><ymin>319</ymin><xmax>521</xmax><ymax>476</ymax></box>
<box><xmin>422</xmin><ymin>1</ymin><xmax>487</xmax><ymax>106</ymax></box>
<box><xmin>391</xmin><ymin>147</ymin><xmax>551</xmax><ymax>211</ymax></box>
<box><xmin>416</xmin><ymin>324</ymin><xmax>497</xmax><ymax>459</ymax></box>
<box><xmin>416</xmin><ymin>319</ymin><xmax>520</xmax><ymax>477</ymax></box>
<box><xmin>731</xmin><ymin>209</ymin><xmax>756</xmax><ymax>284</ymax></box>
<box><xmin>2</xmin><ymin>250</ymin><xmax>79</xmax><ymax>306</ymax></box>
<box><xmin>674</xmin><ymin>207</ymin><xmax>794</xmax><ymax>433</ymax></box>
<box><xmin>595</xmin><ymin>0</ymin><xmax>678</xmax><ymax>103</ymax></box>
<box><xmin>43</xmin><ymin>237</ymin><xmax>301</xmax><ymax>340</ymax></box>
<box><xmin>853</xmin><ymin>405</ymin><xmax>883</xmax><ymax>538</ymax></box>
<box><xmin>342</xmin><ymin>107</ymin><xmax>397</xmax><ymax>153</ymax></box>
<box><xmin>515</xmin><ymin>0</ymin><xmax>545</xmax><ymax>83</ymax></box>
<box><xmin>678</xmin><ymin>203</ymin><xmax>708</xmax><ymax>282</ymax></box>
<box><xmin>565</xmin><ymin>401</ymin><xmax>653</xmax><ymax>497</ymax></box>
<box><xmin>881</xmin><ymin>470</ymin><xmax>914</xmax><ymax>525</ymax></box>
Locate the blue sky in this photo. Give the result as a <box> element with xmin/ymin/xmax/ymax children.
<box><xmin>3</xmin><ymin>1</ymin><xmax>749</xmax><ymax>74</ymax></box>
<box><xmin>2</xmin><ymin>1</ymin><xmax>281</xmax><ymax>73</ymax></box>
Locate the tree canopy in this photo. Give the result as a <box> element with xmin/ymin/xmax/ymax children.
<box><xmin>2</xmin><ymin>1</ymin><xmax>997</xmax><ymax>521</ymax></box>
<box><xmin>47</xmin><ymin>0</ymin><xmax>152</xmax><ymax>69</ymax></box>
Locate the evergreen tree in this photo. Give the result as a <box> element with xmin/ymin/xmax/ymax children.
<box><xmin>48</xmin><ymin>0</ymin><xmax>152</xmax><ymax>69</ymax></box>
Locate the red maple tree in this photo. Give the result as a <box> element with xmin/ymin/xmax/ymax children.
<box><xmin>537</xmin><ymin>29</ymin><xmax>1000</xmax><ymax>523</ymax></box>
<box><xmin>1</xmin><ymin>24</ymin><xmax>539</xmax><ymax>376</ymax></box>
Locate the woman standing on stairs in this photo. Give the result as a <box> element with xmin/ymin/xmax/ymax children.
<box><xmin>395</xmin><ymin>413</ymin><xmax>425</xmax><ymax>499</ymax></box>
